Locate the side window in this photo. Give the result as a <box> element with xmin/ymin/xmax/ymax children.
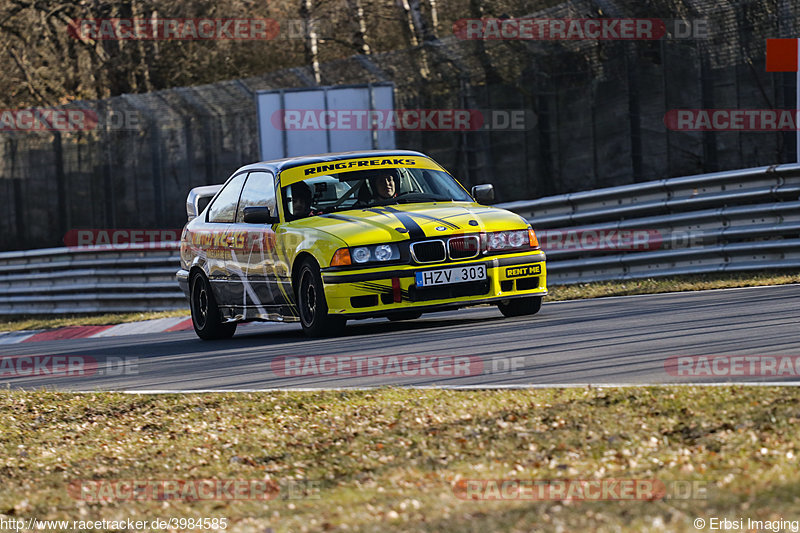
<box><xmin>207</xmin><ymin>173</ymin><xmax>247</xmax><ymax>223</ymax></box>
<box><xmin>236</xmin><ymin>171</ymin><xmax>276</xmax><ymax>223</ymax></box>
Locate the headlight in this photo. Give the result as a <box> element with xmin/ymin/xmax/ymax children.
<box><xmin>341</xmin><ymin>243</ymin><xmax>400</xmax><ymax>266</ymax></box>
<box><xmin>374</xmin><ymin>244</ymin><xmax>394</xmax><ymax>261</ymax></box>
<box><xmin>508</xmin><ymin>231</ymin><xmax>527</xmax><ymax>247</ymax></box>
<box><xmin>488</xmin><ymin>232</ymin><xmax>505</xmax><ymax>249</ymax></box>
<box><xmin>486</xmin><ymin>230</ymin><xmax>533</xmax><ymax>252</ymax></box>
<box><xmin>352</xmin><ymin>247</ymin><xmax>371</xmax><ymax>263</ymax></box>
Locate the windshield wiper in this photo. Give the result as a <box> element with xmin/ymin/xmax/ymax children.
<box><xmin>322</xmin><ymin>204</ymin><xmax>355</xmax><ymax>214</ymax></box>
<box><xmin>393</xmin><ymin>192</ymin><xmax>451</xmax><ymax>203</ymax></box>
<box><xmin>342</xmin><ymin>192</ymin><xmax>452</xmax><ymax>208</ymax></box>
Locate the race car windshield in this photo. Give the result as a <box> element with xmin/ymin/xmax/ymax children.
<box><xmin>282</xmin><ymin>167</ymin><xmax>473</xmax><ymax>219</ymax></box>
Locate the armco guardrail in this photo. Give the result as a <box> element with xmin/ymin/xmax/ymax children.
<box><xmin>497</xmin><ymin>163</ymin><xmax>800</xmax><ymax>285</ymax></box>
<box><xmin>0</xmin><ymin>244</ymin><xmax>184</xmax><ymax>314</ymax></box>
<box><xmin>0</xmin><ymin>164</ymin><xmax>798</xmax><ymax>315</ymax></box>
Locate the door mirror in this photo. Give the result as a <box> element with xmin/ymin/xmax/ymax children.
<box><xmin>471</xmin><ymin>184</ymin><xmax>495</xmax><ymax>204</ymax></box>
<box><xmin>243</xmin><ymin>206</ymin><xmax>278</xmax><ymax>224</ymax></box>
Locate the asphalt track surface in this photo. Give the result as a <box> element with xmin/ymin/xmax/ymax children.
<box><xmin>2</xmin><ymin>284</ymin><xmax>799</xmax><ymax>391</ymax></box>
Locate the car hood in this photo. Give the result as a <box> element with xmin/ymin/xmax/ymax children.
<box><xmin>286</xmin><ymin>202</ymin><xmax>529</xmax><ymax>247</ymax></box>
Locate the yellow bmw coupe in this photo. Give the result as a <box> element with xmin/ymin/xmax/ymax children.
<box><xmin>177</xmin><ymin>150</ymin><xmax>546</xmax><ymax>338</ymax></box>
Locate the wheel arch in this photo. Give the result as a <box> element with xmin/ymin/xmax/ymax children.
<box><xmin>291</xmin><ymin>251</ymin><xmax>318</xmax><ymax>292</ymax></box>
<box><xmin>189</xmin><ymin>265</ymin><xmax>207</xmax><ymax>286</ymax></box>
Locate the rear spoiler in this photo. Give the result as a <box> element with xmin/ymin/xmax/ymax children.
<box><xmin>186</xmin><ymin>185</ymin><xmax>222</xmax><ymax>221</ymax></box>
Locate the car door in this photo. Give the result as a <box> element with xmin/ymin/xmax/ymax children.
<box><xmin>227</xmin><ymin>170</ymin><xmax>283</xmax><ymax>312</ymax></box>
<box><xmin>201</xmin><ymin>172</ymin><xmax>248</xmax><ymax>307</ymax></box>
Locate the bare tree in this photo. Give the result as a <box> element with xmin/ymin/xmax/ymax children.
<box><xmin>346</xmin><ymin>0</ymin><xmax>371</xmax><ymax>55</ymax></box>
<box><xmin>427</xmin><ymin>0</ymin><xmax>439</xmax><ymax>38</ymax></box>
<box><xmin>395</xmin><ymin>0</ymin><xmax>432</xmax><ymax>78</ymax></box>
<box><xmin>468</xmin><ymin>0</ymin><xmax>502</xmax><ymax>85</ymax></box>
<box><xmin>300</xmin><ymin>0</ymin><xmax>322</xmax><ymax>84</ymax></box>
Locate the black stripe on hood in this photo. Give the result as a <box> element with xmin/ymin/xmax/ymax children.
<box><xmin>365</xmin><ymin>207</ymin><xmax>426</xmax><ymax>239</ymax></box>
<box><xmin>383</xmin><ymin>205</ymin><xmax>460</xmax><ymax>230</ymax></box>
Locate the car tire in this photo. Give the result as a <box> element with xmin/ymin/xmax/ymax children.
<box><xmin>190</xmin><ymin>272</ymin><xmax>237</xmax><ymax>340</ymax></box>
<box><xmin>497</xmin><ymin>296</ymin><xmax>543</xmax><ymax>318</ymax></box>
<box><xmin>296</xmin><ymin>259</ymin><xmax>346</xmax><ymax>337</ymax></box>
<box><xmin>387</xmin><ymin>311</ymin><xmax>423</xmax><ymax>321</ymax></box>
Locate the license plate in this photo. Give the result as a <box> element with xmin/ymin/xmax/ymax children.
<box><xmin>415</xmin><ymin>265</ymin><xmax>487</xmax><ymax>287</ymax></box>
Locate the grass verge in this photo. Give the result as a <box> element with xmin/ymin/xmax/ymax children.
<box><xmin>545</xmin><ymin>270</ymin><xmax>799</xmax><ymax>301</ymax></box>
<box><xmin>0</xmin><ymin>311</ymin><xmax>189</xmax><ymax>333</ymax></box>
<box><xmin>1</xmin><ymin>387</ymin><xmax>798</xmax><ymax>532</ymax></box>
<box><xmin>0</xmin><ymin>271</ymin><xmax>797</xmax><ymax>333</ymax></box>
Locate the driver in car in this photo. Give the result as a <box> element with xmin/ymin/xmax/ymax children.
<box><xmin>290</xmin><ymin>181</ymin><xmax>315</xmax><ymax>219</ymax></box>
<box><xmin>369</xmin><ymin>171</ymin><xmax>398</xmax><ymax>200</ymax></box>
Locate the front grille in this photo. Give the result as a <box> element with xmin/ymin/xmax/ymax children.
<box><xmin>409</xmin><ymin>279</ymin><xmax>491</xmax><ymax>302</ymax></box>
<box><xmin>410</xmin><ymin>240</ymin><xmax>446</xmax><ymax>263</ymax></box>
<box><xmin>448</xmin><ymin>235</ymin><xmax>480</xmax><ymax>259</ymax></box>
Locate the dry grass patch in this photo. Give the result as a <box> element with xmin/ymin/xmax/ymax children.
<box><xmin>1</xmin><ymin>387</ymin><xmax>799</xmax><ymax>532</ymax></box>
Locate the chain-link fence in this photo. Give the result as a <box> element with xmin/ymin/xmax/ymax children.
<box><xmin>1</xmin><ymin>0</ymin><xmax>798</xmax><ymax>251</ymax></box>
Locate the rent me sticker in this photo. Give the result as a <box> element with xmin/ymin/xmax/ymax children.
<box><xmin>505</xmin><ymin>265</ymin><xmax>541</xmax><ymax>278</ymax></box>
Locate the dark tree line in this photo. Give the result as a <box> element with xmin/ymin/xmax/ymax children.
<box><xmin>0</xmin><ymin>0</ymin><xmax>550</xmax><ymax>108</ymax></box>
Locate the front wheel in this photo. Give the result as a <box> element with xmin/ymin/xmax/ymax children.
<box><xmin>497</xmin><ymin>296</ymin><xmax>543</xmax><ymax>318</ymax></box>
<box><xmin>296</xmin><ymin>259</ymin><xmax>345</xmax><ymax>337</ymax></box>
<box><xmin>190</xmin><ymin>273</ymin><xmax>237</xmax><ymax>340</ymax></box>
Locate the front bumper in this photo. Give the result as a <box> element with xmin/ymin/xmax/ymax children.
<box><xmin>321</xmin><ymin>250</ymin><xmax>546</xmax><ymax>317</ymax></box>
<box><xmin>176</xmin><ymin>269</ymin><xmax>190</xmax><ymax>299</ymax></box>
